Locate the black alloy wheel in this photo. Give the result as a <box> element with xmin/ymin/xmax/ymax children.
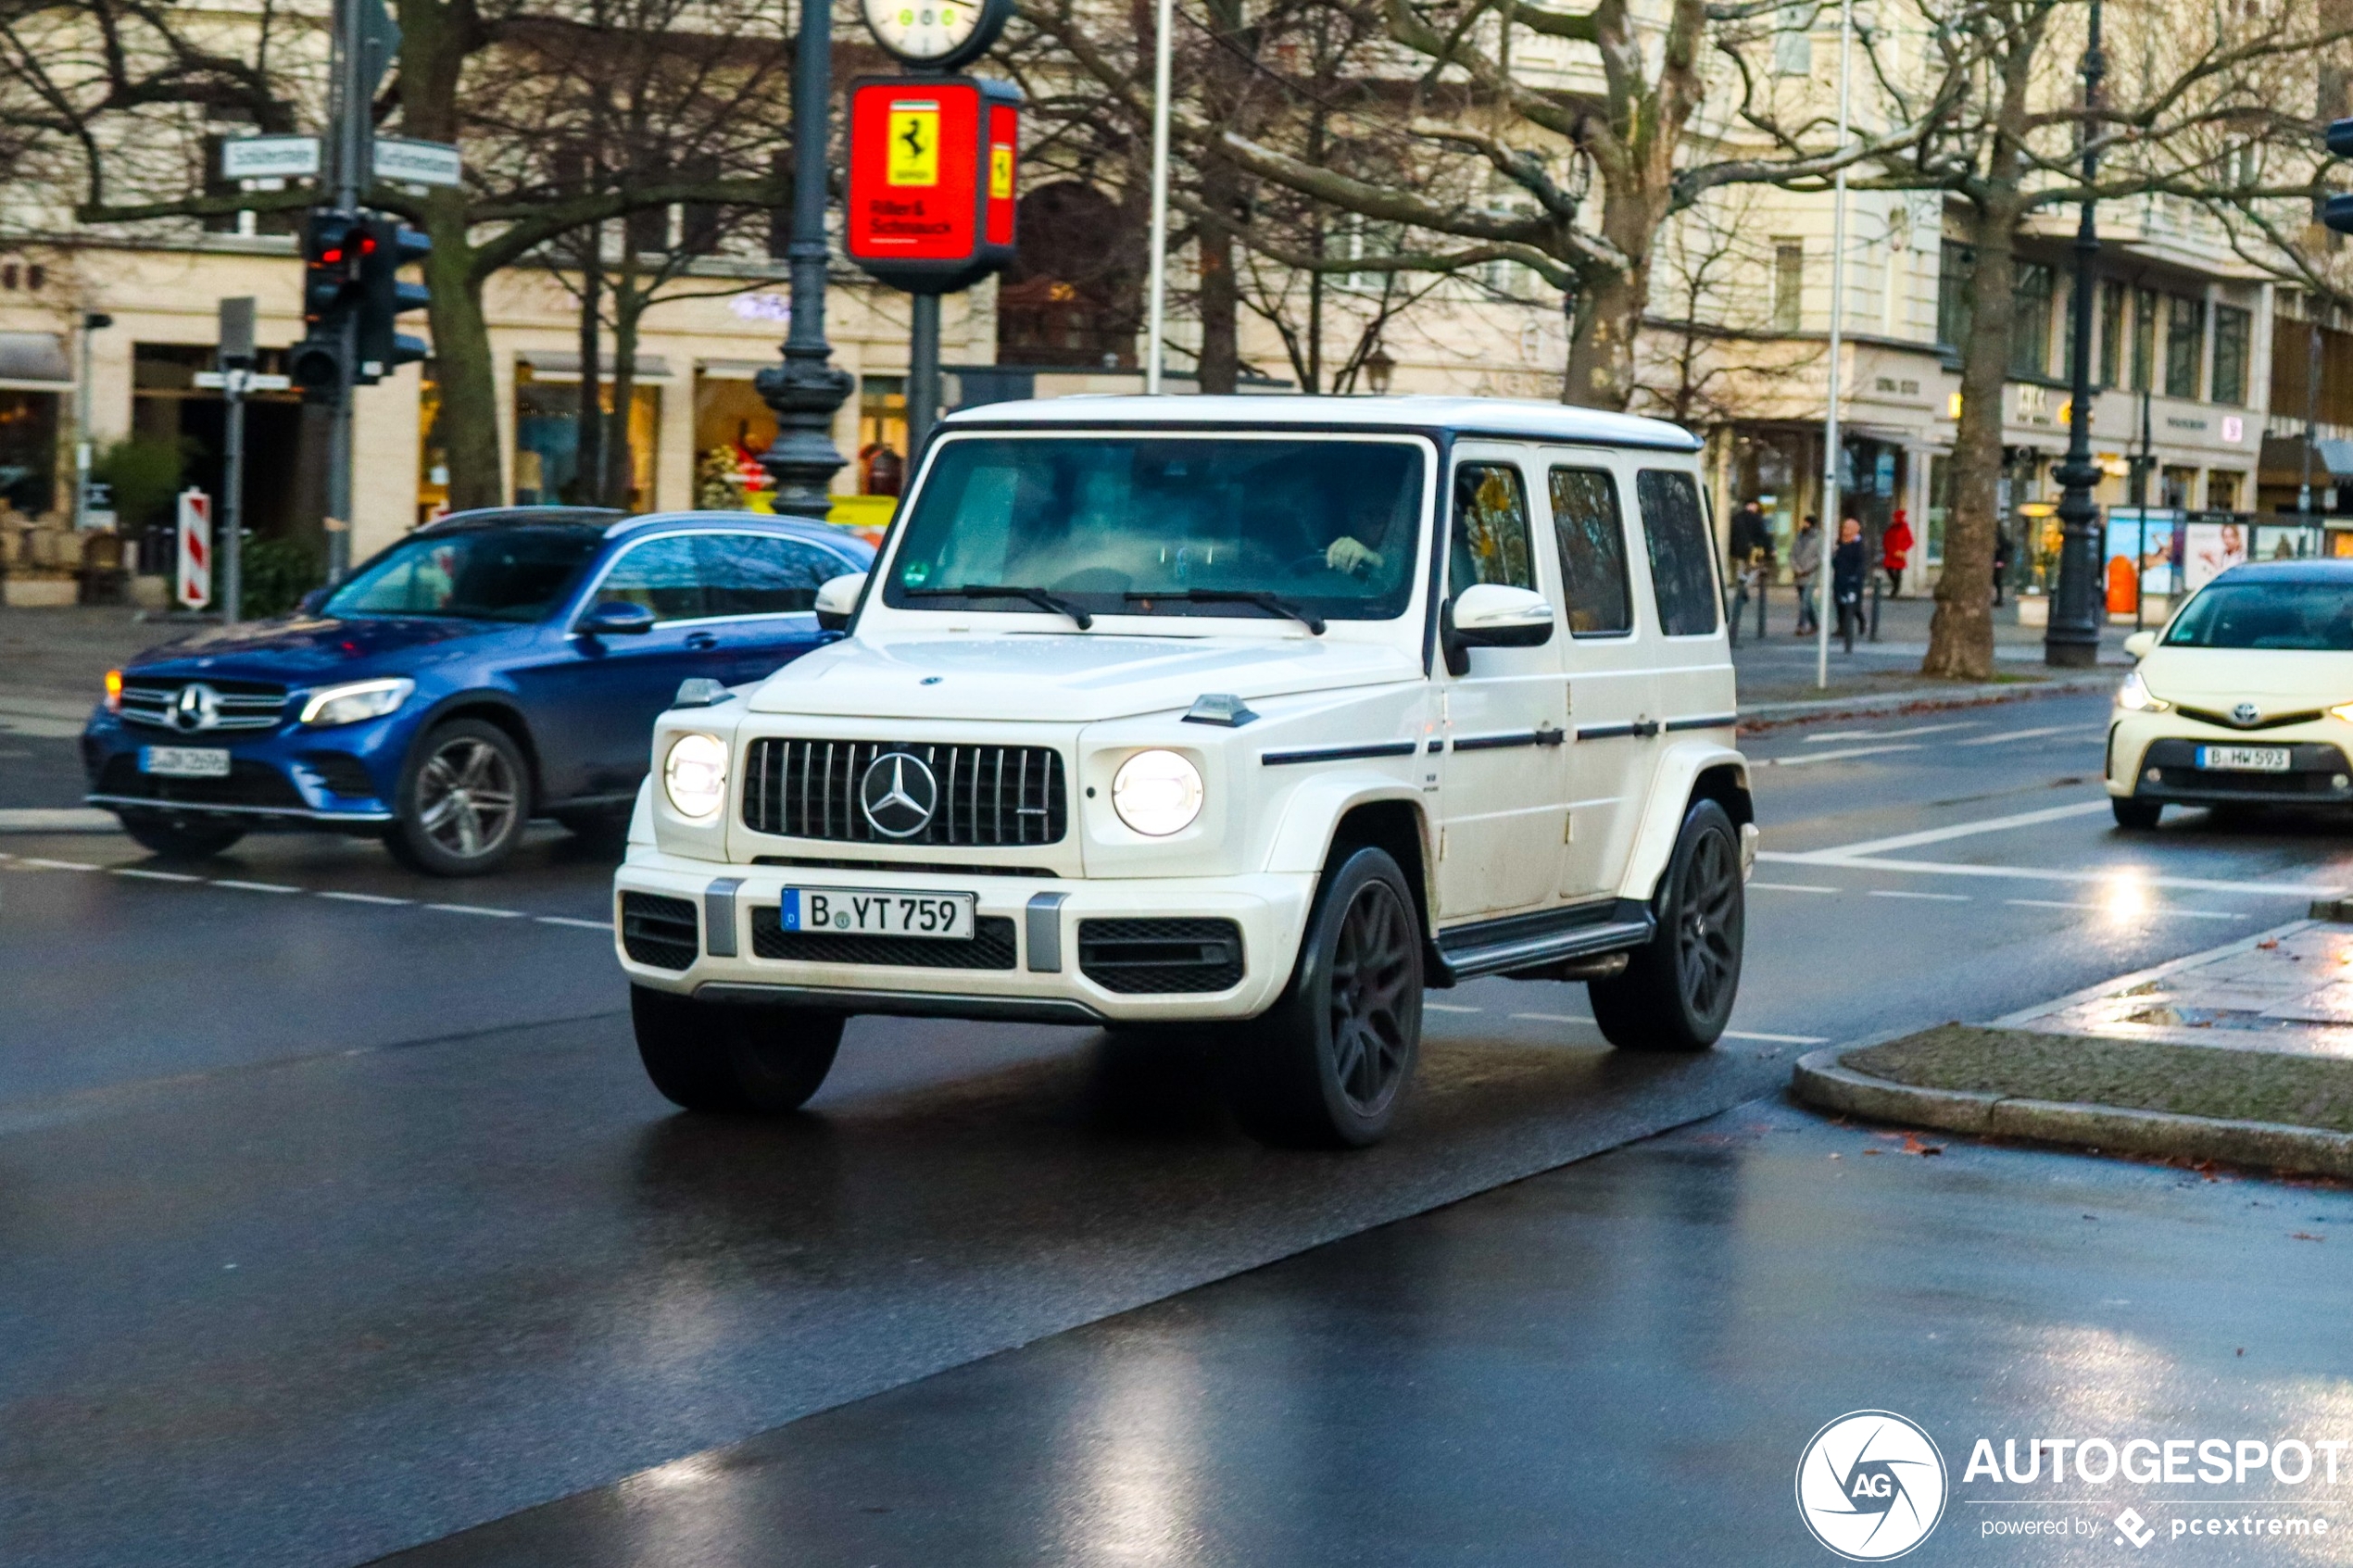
<box><xmin>1591</xmin><ymin>798</ymin><xmax>1743</xmax><ymax>1052</ymax></box>
<box><xmin>388</xmin><ymin>718</ymin><xmax>531</xmax><ymax>876</ymax></box>
<box><xmin>1223</xmin><ymin>845</ymin><xmax>1423</xmax><ymax>1148</ymax></box>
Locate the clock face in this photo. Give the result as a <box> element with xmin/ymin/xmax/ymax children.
<box><xmin>863</xmin><ymin>0</ymin><xmax>992</xmax><ymax>65</ymax></box>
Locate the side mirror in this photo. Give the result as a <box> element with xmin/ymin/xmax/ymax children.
<box><xmin>1452</xmin><ymin>583</ymin><xmax>1554</xmax><ymax>647</ymax></box>
<box><xmin>814</xmin><ymin>571</ymin><xmax>867</xmax><ymax>633</ymax></box>
<box><xmin>297</xmin><ymin>588</ymin><xmax>330</xmax><ymax>616</ymax></box>
<box><xmin>576</xmin><ymin>599</ymin><xmax>656</xmax><ymax>637</ymax></box>
<box><xmin>2121</xmin><ymin>630</ymin><xmax>2157</xmax><ymax>660</ymax></box>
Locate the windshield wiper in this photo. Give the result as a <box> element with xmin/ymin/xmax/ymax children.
<box><xmin>1124</xmin><ymin>589</ymin><xmax>1326</xmax><ymax>635</ymax></box>
<box><xmin>903</xmin><ymin>584</ymin><xmax>1093</xmax><ymax>629</ymax></box>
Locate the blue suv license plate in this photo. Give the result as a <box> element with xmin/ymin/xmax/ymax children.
<box><xmin>141</xmin><ymin>746</ymin><xmax>231</xmax><ymax>778</ymax></box>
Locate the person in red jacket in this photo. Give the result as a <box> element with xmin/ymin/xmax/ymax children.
<box><xmin>1880</xmin><ymin>509</ymin><xmax>1914</xmax><ymax>598</ymax></box>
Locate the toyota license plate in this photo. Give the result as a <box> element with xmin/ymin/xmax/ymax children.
<box><xmin>2196</xmin><ymin>746</ymin><xmax>2292</xmax><ymax>772</ymax></box>
<box><xmin>781</xmin><ymin>887</ymin><xmax>975</xmax><ymax>940</ymax></box>
<box><xmin>140</xmin><ymin>746</ymin><xmax>231</xmax><ymax>778</ymax></box>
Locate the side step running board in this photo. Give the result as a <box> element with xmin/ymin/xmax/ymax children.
<box><xmin>1430</xmin><ymin>916</ymin><xmax>1654</xmax><ymax>986</ymax></box>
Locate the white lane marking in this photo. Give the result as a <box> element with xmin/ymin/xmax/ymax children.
<box><xmin>1755</xmin><ymin>851</ymin><xmax>2340</xmax><ymax>899</ymax></box>
<box><xmin>110</xmin><ymin>867</ymin><xmax>203</xmax><ymax>883</ymax></box>
<box><xmin>211</xmin><ymin>880</ymin><xmax>300</xmax><ymax>894</ymax></box>
<box><xmin>538</xmin><ymin>915</ymin><xmax>612</xmax><ymax>931</ymax></box>
<box><xmin>1788</xmin><ymin>800</ymin><xmax>2113</xmax><ymax>859</ymax></box>
<box><xmin>1726</xmin><ymin>1029</ymin><xmax>1831</xmax><ymax>1045</ymax></box>
<box><xmin>2005</xmin><ymin>898</ymin><xmax>2247</xmax><ymax>921</ymax></box>
<box><xmin>424</xmin><ymin>902</ymin><xmax>526</xmax><ymax>918</ymax></box>
<box><xmin>1806</xmin><ymin>721</ymin><xmax>1983</xmax><ymax>743</ymax></box>
<box><xmin>1510</xmin><ymin>1011</ymin><xmax>1596</xmax><ymax>1024</ymax></box>
<box><xmin>1426</xmin><ymin>1003</ymin><xmax>1483</xmax><ymax>1013</ymax></box>
<box><xmin>18</xmin><ymin>857</ymin><xmax>97</xmax><ymax>871</ymax></box>
<box><xmin>1756</xmin><ymin>744</ymin><xmax>1925</xmax><ymax>769</ymax></box>
<box><xmin>1868</xmin><ymin>889</ymin><xmax>1970</xmax><ymax>902</ymax></box>
<box><xmin>1953</xmin><ymin>724</ymin><xmax>2101</xmax><ymax>746</ymax></box>
<box><xmin>317</xmin><ymin>890</ymin><xmax>412</xmax><ymax>906</ymax></box>
<box><xmin>1752</xmin><ymin>882</ymin><xmax>1842</xmax><ymax>893</ymax></box>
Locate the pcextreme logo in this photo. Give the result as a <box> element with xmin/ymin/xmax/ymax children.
<box><xmin>1797</xmin><ymin>1411</ymin><xmax>1951</xmax><ymax>1561</ymax></box>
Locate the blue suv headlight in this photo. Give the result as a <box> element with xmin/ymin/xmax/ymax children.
<box><xmin>298</xmin><ymin>677</ymin><xmax>415</xmax><ymax>727</ymax></box>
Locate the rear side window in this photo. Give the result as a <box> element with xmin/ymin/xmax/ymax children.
<box><xmin>1636</xmin><ymin>470</ymin><xmax>1718</xmax><ymax>636</ymax></box>
<box><xmin>596</xmin><ymin>534</ymin><xmax>706</xmax><ymax>622</ymax></box>
<box><xmin>1547</xmin><ymin>468</ymin><xmax>1633</xmax><ymax>635</ymax></box>
<box><xmin>700</xmin><ymin>534</ymin><xmax>845</xmax><ymax>616</ymax></box>
<box><xmin>1450</xmin><ymin>463</ymin><xmax>1534</xmax><ymax>593</ymax></box>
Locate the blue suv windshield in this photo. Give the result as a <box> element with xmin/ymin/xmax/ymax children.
<box><xmin>325</xmin><ymin>526</ymin><xmax>605</xmax><ymax>621</ymax></box>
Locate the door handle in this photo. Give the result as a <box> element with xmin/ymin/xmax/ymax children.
<box><xmin>685</xmin><ymin>632</ymin><xmax>719</xmax><ymax>649</ymax></box>
<box><xmin>1534</xmin><ymin>724</ymin><xmax>1567</xmax><ymax>746</ymax></box>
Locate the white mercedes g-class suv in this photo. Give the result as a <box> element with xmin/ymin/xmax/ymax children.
<box><xmin>613</xmin><ymin>395</ymin><xmax>1753</xmax><ymax>1146</ymax></box>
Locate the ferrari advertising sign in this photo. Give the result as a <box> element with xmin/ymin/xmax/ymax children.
<box><xmin>845</xmin><ymin>75</ymin><xmax>1022</xmax><ymax>294</ymax></box>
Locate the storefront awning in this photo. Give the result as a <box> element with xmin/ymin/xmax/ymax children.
<box><xmin>0</xmin><ymin>332</ymin><xmax>70</xmax><ymax>383</ymax></box>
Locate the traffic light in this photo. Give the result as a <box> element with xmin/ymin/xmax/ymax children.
<box><xmin>2325</xmin><ymin>119</ymin><xmax>2353</xmax><ymax>232</ymax></box>
<box><xmin>355</xmin><ymin>218</ymin><xmax>431</xmax><ymax>384</ymax></box>
<box><xmin>291</xmin><ymin>207</ymin><xmax>365</xmax><ymax>392</ymax></box>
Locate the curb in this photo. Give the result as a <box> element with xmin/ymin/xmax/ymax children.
<box><xmin>0</xmin><ymin>808</ymin><xmax>121</xmax><ymax>834</ymax></box>
<box><xmin>1792</xmin><ymin>1046</ymin><xmax>2353</xmax><ymax>1180</ymax></box>
<box><xmin>1736</xmin><ymin>671</ymin><xmax>2117</xmax><ymax>730</ymax></box>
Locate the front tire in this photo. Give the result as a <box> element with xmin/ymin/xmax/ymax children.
<box><xmin>116</xmin><ymin>809</ymin><xmax>246</xmax><ymax>859</ymax></box>
<box><xmin>2111</xmin><ymin>797</ymin><xmax>2163</xmax><ymax>831</ymax></box>
<box><xmin>632</xmin><ymin>985</ymin><xmax>845</xmax><ymax>1113</ymax></box>
<box><xmin>1222</xmin><ymin>846</ymin><xmax>1423</xmax><ymax>1148</ymax></box>
<box><xmin>386</xmin><ymin>718</ymin><xmax>530</xmax><ymax>877</ymax></box>
<box><xmin>1590</xmin><ymin>798</ymin><xmax>1743</xmax><ymax>1052</ymax></box>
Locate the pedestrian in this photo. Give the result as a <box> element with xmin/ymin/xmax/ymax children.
<box><xmin>1726</xmin><ymin>500</ymin><xmax>1774</xmax><ymax>644</ymax></box>
<box><xmin>1831</xmin><ymin>516</ymin><xmax>1867</xmax><ymax>653</ymax></box>
<box><xmin>1880</xmin><ymin>508</ymin><xmax>1912</xmax><ymax>599</ymax></box>
<box><xmin>1790</xmin><ymin>513</ymin><xmax>1822</xmax><ymax>634</ymax></box>
<box><xmin>1992</xmin><ymin>526</ymin><xmax>2012</xmax><ymax>607</ymax></box>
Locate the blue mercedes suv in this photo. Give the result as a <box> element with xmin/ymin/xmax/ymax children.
<box><xmin>82</xmin><ymin>507</ymin><xmax>874</xmax><ymax>875</ymax></box>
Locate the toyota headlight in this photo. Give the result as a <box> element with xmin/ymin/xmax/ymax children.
<box><xmin>2115</xmin><ymin>670</ymin><xmax>2170</xmax><ymax>713</ymax></box>
<box><xmin>298</xmin><ymin>677</ymin><xmax>414</xmax><ymax>727</ymax></box>
<box><xmin>663</xmin><ymin>732</ymin><xmax>729</xmax><ymax>821</ymax></box>
<box><xmin>2328</xmin><ymin>701</ymin><xmax>2353</xmax><ymax>724</ymax></box>
<box><xmin>1112</xmin><ymin>749</ymin><xmax>1203</xmax><ymax>836</ymax></box>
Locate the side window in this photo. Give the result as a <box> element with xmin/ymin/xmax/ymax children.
<box><xmin>698</xmin><ymin>534</ymin><xmax>842</xmax><ymax>616</ymax></box>
<box><xmin>1546</xmin><ymin>467</ymin><xmax>1633</xmax><ymax>635</ymax></box>
<box><xmin>595</xmin><ymin>534</ymin><xmax>706</xmax><ymax>622</ymax></box>
<box><xmin>1636</xmin><ymin>470</ymin><xmax>1718</xmax><ymax>636</ymax></box>
<box><xmin>1449</xmin><ymin>463</ymin><xmax>1534</xmax><ymax>594</ymax></box>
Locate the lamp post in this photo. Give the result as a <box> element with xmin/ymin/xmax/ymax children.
<box><xmin>2044</xmin><ymin>0</ymin><xmax>2105</xmax><ymax>667</ymax></box>
<box><xmin>757</xmin><ymin>0</ymin><xmax>853</xmax><ymax>518</ymax></box>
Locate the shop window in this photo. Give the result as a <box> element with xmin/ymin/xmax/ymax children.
<box><xmin>859</xmin><ymin>374</ymin><xmax>908</xmax><ymax>495</ymax></box>
<box><xmin>2164</xmin><ymin>296</ymin><xmax>2204</xmax><ymax>400</ymax></box>
<box><xmin>1637</xmin><ymin>470</ymin><xmax>1719</xmax><ymax>637</ymax></box>
<box><xmin>418</xmin><ymin>365</ymin><xmax>447</xmax><ymax>524</ymax></box>
<box><xmin>693</xmin><ymin>372</ymin><xmax>777</xmax><ymax>509</ymax></box>
<box><xmin>2009</xmin><ymin>262</ymin><xmax>2053</xmax><ymax>377</ymax></box>
<box><xmin>2208</xmin><ymin>470</ymin><xmax>2243</xmax><ymax>511</ymax></box>
<box><xmin>1926</xmin><ymin>453</ymin><xmax>1951</xmax><ymax>565</ymax></box>
<box><xmin>0</xmin><ymin>390</ymin><xmax>58</xmax><ymax>515</ymax></box>
<box><xmin>513</xmin><ymin>367</ymin><xmax>660</xmax><ymax>508</ymax></box>
<box><xmin>2211</xmin><ymin>305</ymin><xmax>2249</xmax><ymax>407</ymax></box>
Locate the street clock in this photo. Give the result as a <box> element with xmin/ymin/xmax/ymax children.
<box><xmin>861</xmin><ymin>0</ymin><xmax>1011</xmax><ymax>71</ymax></box>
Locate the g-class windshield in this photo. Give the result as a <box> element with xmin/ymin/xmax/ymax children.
<box><xmin>883</xmin><ymin>435</ymin><xmax>1427</xmax><ymax>623</ymax></box>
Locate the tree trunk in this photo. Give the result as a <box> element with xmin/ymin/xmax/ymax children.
<box><xmin>423</xmin><ymin>192</ymin><xmax>504</xmax><ymax>510</ymax></box>
<box><xmin>1196</xmin><ymin>149</ymin><xmax>1240</xmax><ymax>394</ymax></box>
<box><xmin>1563</xmin><ymin>259</ymin><xmax>1646</xmax><ymax>410</ymax></box>
<box><xmin>1922</xmin><ymin>202</ymin><xmax>2020</xmax><ymax>681</ymax></box>
<box><xmin>575</xmin><ymin>224</ymin><xmax>604</xmax><ymax>506</ymax></box>
<box><xmin>608</xmin><ymin>248</ymin><xmax>643</xmax><ymax>509</ymax></box>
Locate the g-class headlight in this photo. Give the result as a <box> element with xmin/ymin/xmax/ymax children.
<box><xmin>1112</xmin><ymin>749</ymin><xmax>1203</xmax><ymax>836</ymax></box>
<box><xmin>298</xmin><ymin>677</ymin><xmax>414</xmax><ymax>727</ymax></box>
<box><xmin>2115</xmin><ymin>670</ymin><xmax>2170</xmax><ymax>713</ymax></box>
<box><xmin>663</xmin><ymin>733</ymin><xmax>729</xmax><ymax>821</ymax></box>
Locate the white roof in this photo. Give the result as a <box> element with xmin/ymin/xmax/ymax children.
<box><xmin>938</xmin><ymin>394</ymin><xmax>1703</xmax><ymax>452</ymax></box>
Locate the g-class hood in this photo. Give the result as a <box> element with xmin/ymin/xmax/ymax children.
<box><xmin>747</xmin><ymin>633</ymin><xmax>1422</xmax><ymax>722</ymax></box>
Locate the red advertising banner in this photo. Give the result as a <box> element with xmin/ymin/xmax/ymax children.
<box><xmin>845</xmin><ymin>76</ymin><xmax>1021</xmax><ymax>294</ymax></box>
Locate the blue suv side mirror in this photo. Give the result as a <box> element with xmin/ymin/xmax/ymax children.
<box><xmin>576</xmin><ymin>600</ymin><xmax>657</xmax><ymax>637</ymax></box>
<box><xmin>297</xmin><ymin>587</ymin><xmax>330</xmax><ymax>616</ymax></box>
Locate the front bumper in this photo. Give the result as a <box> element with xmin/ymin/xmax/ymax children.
<box><xmin>613</xmin><ymin>847</ymin><xmax>1315</xmax><ymax>1023</ymax></box>
<box><xmin>2107</xmin><ymin>714</ymin><xmax>2353</xmax><ymax>808</ymax></box>
<box><xmin>81</xmin><ymin>711</ymin><xmax>402</xmax><ymax>827</ymax></box>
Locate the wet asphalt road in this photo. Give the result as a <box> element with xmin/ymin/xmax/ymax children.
<box><xmin>6</xmin><ymin>686</ymin><xmax>2352</xmax><ymax>1567</ymax></box>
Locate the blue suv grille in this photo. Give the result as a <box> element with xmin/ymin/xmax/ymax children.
<box><xmin>119</xmin><ymin>676</ymin><xmax>287</xmax><ymax>733</ymax></box>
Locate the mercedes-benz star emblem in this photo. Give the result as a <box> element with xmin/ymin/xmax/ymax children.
<box><xmin>170</xmin><ymin>683</ymin><xmax>222</xmax><ymax>734</ymax></box>
<box><xmin>859</xmin><ymin>750</ymin><xmax>938</xmax><ymax>839</ymax></box>
<box><xmin>2233</xmin><ymin>702</ymin><xmax>2261</xmax><ymax>726</ymax></box>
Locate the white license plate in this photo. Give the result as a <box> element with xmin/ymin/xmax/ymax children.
<box><xmin>2196</xmin><ymin>745</ymin><xmax>2292</xmax><ymax>772</ymax></box>
<box><xmin>140</xmin><ymin>746</ymin><xmax>231</xmax><ymax>778</ymax></box>
<box><xmin>780</xmin><ymin>887</ymin><xmax>975</xmax><ymax>940</ymax></box>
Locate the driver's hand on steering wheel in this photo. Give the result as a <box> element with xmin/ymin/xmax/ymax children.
<box><xmin>1325</xmin><ymin>535</ymin><xmax>1384</xmax><ymax>577</ymax></box>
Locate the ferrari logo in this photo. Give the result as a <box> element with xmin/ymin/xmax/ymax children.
<box><xmin>989</xmin><ymin>143</ymin><xmax>1013</xmax><ymax>200</ymax></box>
<box><xmin>887</xmin><ymin>105</ymin><xmax>939</xmax><ymax>186</ymax></box>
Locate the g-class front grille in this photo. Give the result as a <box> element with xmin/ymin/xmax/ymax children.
<box><xmin>118</xmin><ymin>676</ymin><xmax>288</xmax><ymax>733</ymax></box>
<box><xmin>741</xmin><ymin>739</ymin><xmax>1067</xmax><ymax>847</ymax></box>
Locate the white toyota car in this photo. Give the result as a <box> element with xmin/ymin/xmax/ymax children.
<box><xmin>613</xmin><ymin>395</ymin><xmax>1754</xmax><ymax>1146</ymax></box>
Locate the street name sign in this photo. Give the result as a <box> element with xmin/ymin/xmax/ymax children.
<box><xmin>374</xmin><ymin>138</ymin><xmax>464</xmax><ymax>188</ymax></box>
<box><xmin>221</xmin><ymin>136</ymin><xmax>321</xmax><ymax>181</ymax></box>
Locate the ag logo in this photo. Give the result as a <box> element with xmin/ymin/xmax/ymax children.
<box><xmin>1795</xmin><ymin>1411</ymin><xmax>1947</xmax><ymax>1561</ymax></box>
<box><xmin>859</xmin><ymin>749</ymin><xmax>938</xmax><ymax>839</ymax></box>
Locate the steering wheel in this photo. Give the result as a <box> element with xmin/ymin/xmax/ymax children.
<box><xmin>1284</xmin><ymin>550</ymin><xmax>1342</xmax><ymax>578</ymax></box>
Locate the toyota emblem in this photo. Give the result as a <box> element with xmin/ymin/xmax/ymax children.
<box><xmin>2233</xmin><ymin>702</ymin><xmax>2261</xmax><ymax>726</ymax></box>
<box><xmin>170</xmin><ymin>683</ymin><xmax>222</xmax><ymax>734</ymax></box>
<box><xmin>859</xmin><ymin>750</ymin><xmax>938</xmax><ymax>839</ymax></box>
